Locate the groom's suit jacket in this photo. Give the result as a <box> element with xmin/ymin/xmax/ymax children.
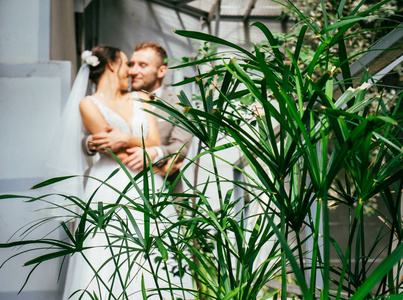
<box><xmin>149</xmin><ymin>87</ymin><xmax>192</xmax><ymax>195</ymax></box>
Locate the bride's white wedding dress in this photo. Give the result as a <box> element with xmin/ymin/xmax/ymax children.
<box><xmin>62</xmin><ymin>93</ymin><xmax>182</xmax><ymax>300</ymax></box>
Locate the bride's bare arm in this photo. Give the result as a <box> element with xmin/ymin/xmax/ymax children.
<box><xmin>79</xmin><ymin>97</ymin><xmax>160</xmax><ymax>161</ymax></box>
<box><xmin>79</xmin><ymin>97</ymin><xmax>127</xmax><ymax>159</ymax></box>
<box><xmin>80</xmin><ymin>97</ymin><xmax>110</xmax><ymax>134</ymax></box>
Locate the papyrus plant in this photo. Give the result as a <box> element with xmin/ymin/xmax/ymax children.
<box><xmin>1</xmin><ymin>1</ymin><xmax>402</xmax><ymax>300</ymax></box>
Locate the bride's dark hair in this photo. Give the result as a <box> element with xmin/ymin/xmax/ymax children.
<box><xmin>89</xmin><ymin>45</ymin><xmax>121</xmax><ymax>84</ymax></box>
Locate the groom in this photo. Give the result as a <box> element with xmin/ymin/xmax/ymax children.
<box><xmin>87</xmin><ymin>42</ymin><xmax>192</xmax><ymax>193</ymax></box>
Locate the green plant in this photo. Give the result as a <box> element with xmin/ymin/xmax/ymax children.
<box><xmin>148</xmin><ymin>0</ymin><xmax>403</xmax><ymax>299</ymax></box>
<box><xmin>1</xmin><ymin>0</ymin><xmax>403</xmax><ymax>299</ymax></box>
<box><xmin>0</xmin><ymin>151</ymin><xmax>197</xmax><ymax>300</ymax></box>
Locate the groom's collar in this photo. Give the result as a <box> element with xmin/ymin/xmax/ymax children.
<box><xmin>151</xmin><ymin>86</ymin><xmax>163</xmax><ymax>98</ymax></box>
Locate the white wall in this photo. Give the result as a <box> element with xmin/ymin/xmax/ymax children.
<box><xmin>0</xmin><ymin>63</ymin><xmax>71</xmax><ymax>184</ymax></box>
<box><xmin>0</xmin><ymin>0</ymin><xmax>54</xmax><ymax>64</ymax></box>
<box><xmin>0</xmin><ymin>0</ymin><xmax>72</xmax><ymax>298</ymax></box>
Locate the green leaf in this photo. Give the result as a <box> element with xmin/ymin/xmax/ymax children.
<box><xmin>174</xmin><ymin>30</ymin><xmax>256</xmax><ymax>60</ymax></box>
<box><xmin>263</xmin><ymin>209</ymin><xmax>312</xmax><ymax>300</ymax></box>
<box><xmin>155</xmin><ymin>237</ymin><xmax>168</xmax><ymax>261</ymax></box>
<box><xmin>170</xmin><ymin>57</ymin><xmax>223</xmax><ymax>69</ymax></box>
<box><xmin>141</xmin><ymin>274</ymin><xmax>147</xmax><ymax>300</ymax></box>
<box><xmin>338</xmin><ymin>38</ymin><xmax>353</xmax><ymax>95</ymax></box>
<box><xmin>23</xmin><ymin>249</ymin><xmax>75</xmax><ymax>266</ymax></box>
<box><xmin>31</xmin><ymin>175</ymin><xmax>77</xmax><ymax>189</ymax></box>
<box><xmin>251</xmin><ymin>22</ymin><xmax>283</xmax><ymax>60</ymax></box>
<box><xmin>351</xmin><ymin>244</ymin><xmax>403</xmax><ymax>300</ymax></box>
<box><xmin>222</xmin><ymin>285</ymin><xmax>241</xmax><ymax>300</ymax></box>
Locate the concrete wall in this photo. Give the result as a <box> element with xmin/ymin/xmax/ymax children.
<box><xmin>0</xmin><ymin>0</ymin><xmax>47</xmax><ymax>63</ymax></box>
<box><xmin>0</xmin><ymin>0</ymin><xmax>74</xmax><ymax>298</ymax></box>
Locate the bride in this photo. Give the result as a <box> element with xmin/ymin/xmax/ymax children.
<box><xmin>58</xmin><ymin>45</ymin><xmax>179</xmax><ymax>300</ymax></box>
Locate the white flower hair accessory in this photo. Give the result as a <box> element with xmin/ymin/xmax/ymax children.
<box><xmin>81</xmin><ymin>50</ymin><xmax>100</xmax><ymax>67</ymax></box>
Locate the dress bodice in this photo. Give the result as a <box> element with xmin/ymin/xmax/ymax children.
<box><xmin>87</xmin><ymin>92</ymin><xmax>149</xmax><ymax>138</ymax></box>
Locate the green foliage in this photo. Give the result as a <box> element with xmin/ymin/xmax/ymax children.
<box><xmin>159</xmin><ymin>0</ymin><xmax>403</xmax><ymax>298</ymax></box>
<box><xmin>1</xmin><ymin>1</ymin><xmax>403</xmax><ymax>300</ymax></box>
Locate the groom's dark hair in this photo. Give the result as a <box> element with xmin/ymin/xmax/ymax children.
<box><xmin>134</xmin><ymin>42</ymin><xmax>168</xmax><ymax>67</ymax></box>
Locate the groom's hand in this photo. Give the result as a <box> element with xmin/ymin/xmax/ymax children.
<box><xmin>89</xmin><ymin>126</ymin><xmax>129</xmax><ymax>152</ymax></box>
<box><xmin>158</xmin><ymin>155</ymin><xmax>183</xmax><ymax>176</ymax></box>
<box><xmin>123</xmin><ymin>147</ymin><xmax>158</xmax><ymax>171</ymax></box>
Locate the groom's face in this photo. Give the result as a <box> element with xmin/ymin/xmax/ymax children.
<box><xmin>129</xmin><ymin>48</ymin><xmax>166</xmax><ymax>92</ymax></box>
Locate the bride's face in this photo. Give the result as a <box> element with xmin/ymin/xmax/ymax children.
<box><xmin>117</xmin><ymin>51</ymin><xmax>130</xmax><ymax>90</ymax></box>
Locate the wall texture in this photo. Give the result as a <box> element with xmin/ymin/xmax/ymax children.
<box><xmin>0</xmin><ymin>0</ymin><xmax>73</xmax><ymax>298</ymax></box>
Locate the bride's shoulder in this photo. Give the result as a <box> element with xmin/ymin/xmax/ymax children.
<box><xmin>130</xmin><ymin>91</ymin><xmax>139</xmax><ymax>98</ymax></box>
<box><xmin>132</xmin><ymin>91</ymin><xmax>152</xmax><ymax>101</ymax></box>
<box><xmin>80</xmin><ymin>94</ymin><xmax>99</xmax><ymax>105</ymax></box>
<box><xmin>79</xmin><ymin>95</ymin><xmax>99</xmax><ymax>112</ymax></box>
<box><xmin>130</xmin><ymin>91</ymin><xmax>147</xmax><ymax>108</ymax></box>
<box><xmin>80</xmin><ymin>94</ymin><xmax>93</xmax><ymax>102</ymax></box>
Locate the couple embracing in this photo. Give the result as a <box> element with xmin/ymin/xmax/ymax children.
<box><xmin>55</xmin><ymin>42</ymin><xmax>192</xmax><ymax>299</ymax></box>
